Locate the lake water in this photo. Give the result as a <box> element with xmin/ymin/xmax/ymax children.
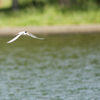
<box><xmin>0</xmin><ymin>34</ymin><xmax>100</xmax><ymax>100</ymax></box>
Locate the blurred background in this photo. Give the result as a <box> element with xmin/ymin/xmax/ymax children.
<box><xmin>0</xmin><ymin>0</ymin><xmax>100</xmax><ymax>100</ymax></box>
<box><xmin>0</xmin><ymin>0</ymin><xmax>100</xmax><ymax>26</ymax></box>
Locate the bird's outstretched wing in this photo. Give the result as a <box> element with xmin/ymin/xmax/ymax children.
<box><xmin>7</xmin><ymin>34</ymin><xmax>22</xmax><ymax>43</ymax></box>
<box><xmin>28</xmin><ymin>33</ymin><xmax>44</xmax><ymax>40</ymax></box>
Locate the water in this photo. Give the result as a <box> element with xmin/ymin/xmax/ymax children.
<box><xmin>0</xmin><ymin>34</ymin><xmax>100</xmax><ymax>100</ymax></box>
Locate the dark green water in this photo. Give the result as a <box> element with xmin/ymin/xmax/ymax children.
<box><xmin>0</xmin><ymin>34</ymin><xmax>100</xmax><ymax>100</ymax></box>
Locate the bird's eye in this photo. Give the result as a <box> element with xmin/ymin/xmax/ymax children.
<box><xmin>25</xmin><ymin>31</ymin><xmax>27</xmax><ymax>33</ymax></box>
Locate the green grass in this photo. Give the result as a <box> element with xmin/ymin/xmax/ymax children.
<box><xmin>0</xmin><ymin>3</ymin><xmax>100</xmax><ymax>27</ymax></box>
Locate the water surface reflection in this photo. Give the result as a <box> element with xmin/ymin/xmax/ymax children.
<box><xmin>0</xmin><ymin>34</ymin><xmax>100</xmax><ymax>100</ymax></box>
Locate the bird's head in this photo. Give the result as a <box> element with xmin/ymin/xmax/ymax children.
<box><xmin>25</xmin><ymin>31</ymin><xmax>29</xmax><ymax>35</ymax></box>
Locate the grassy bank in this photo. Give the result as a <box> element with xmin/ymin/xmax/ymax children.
<box><xmin>0</xmin><ymin>4</ymin><xmax>100</xmax><ymax>27</ymax></box>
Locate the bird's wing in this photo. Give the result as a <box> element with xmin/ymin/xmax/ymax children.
<box><xmin>7</xmin><ymin>34</ymin><xmax>22</xmax><ymax>43</ymax></box>
<box><xmin>28</xmin><ymin>33</ymin><xmax>44</xmax><ymax>40</ymax></box>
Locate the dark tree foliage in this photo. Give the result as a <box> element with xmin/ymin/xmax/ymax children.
<box><xmin>58</xmin><ymin>0</ymin><xmax>78</xmax><ymax>6</ymax></box>
<box><xmin>95</xmin><ymin>0</ymin><xmax>100</xmax><ymax>4</ymax></box>
<box><xmin>12</xmin><ymin>0</ymin><xmax>100</xmax><ymax>10</ymax></box>
<box><xmin>32</xmin><ymin>0</ymin><xmax>45</xmax><ymax>7</ymax></box>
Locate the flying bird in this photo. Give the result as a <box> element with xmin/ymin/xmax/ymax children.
<box><xmin>7</xmin><ymin>31</ymin><xmax>44</xmax><ymax>43</ymax></box>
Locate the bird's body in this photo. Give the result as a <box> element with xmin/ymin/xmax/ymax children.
<box><xmin>7</xmin><ymin>31</ymin><xmax>44</xmax><ymax>43</ymax></box>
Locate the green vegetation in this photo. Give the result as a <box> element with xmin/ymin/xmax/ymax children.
<box><xmin>0</xmin><ymin>0</ymin><xmax>100</xmax><ymax>27</ymax></box>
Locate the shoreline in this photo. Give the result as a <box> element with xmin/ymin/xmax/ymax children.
<box><xmin>0</xmin><ymin>24</ymin><xmax>100</xmax><ymax>35</ymax></box>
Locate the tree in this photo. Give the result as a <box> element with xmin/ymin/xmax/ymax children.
<box><xmin>12</xmin><ymin>0</ymin><xmax>18</xmax><ymax>10</ymax></box>
<box><xmin>58</xmin><ymin>0</ymin><xmax>78</xmax><ymax>6</ymax></box>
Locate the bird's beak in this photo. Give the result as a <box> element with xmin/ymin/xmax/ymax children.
<box><xmin>27</xmin><ymin>33</ymin><xmax>29</xmax><ymax>35</ymax></box>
